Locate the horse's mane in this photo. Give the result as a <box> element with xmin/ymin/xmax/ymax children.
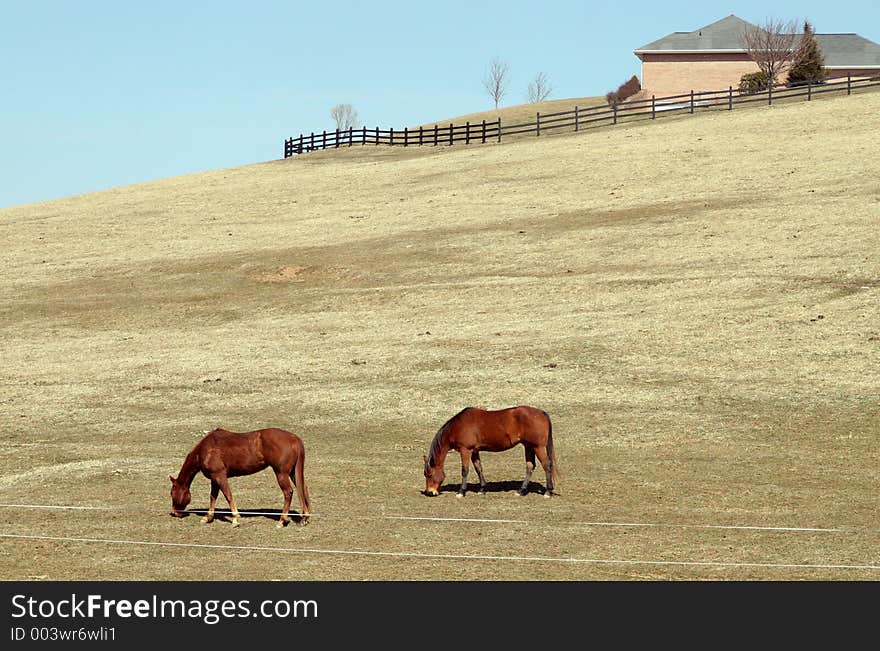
<box><xmin>427</xmin><ymin>407</ymin><xmax>470</xmax><ymax>466</ymax></box>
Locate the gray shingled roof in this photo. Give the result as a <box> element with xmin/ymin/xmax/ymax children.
<box><xmin>816</xmin><ymin>34</ymin><xmax>880</xmax><ymax>68</ymax></box>
<box><xmin>634</xmin><ymin>14</ymin><xmax>880</xmax><ymax>67</ymax></box>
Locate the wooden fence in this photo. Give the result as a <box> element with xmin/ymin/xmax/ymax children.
<box><xmin>284</xmin><ymin>119</ymin><xmax>502</xmax><ymax>156</ymax></box>
<box><xmin>283</xmin><ymin>74</ymin><xmax>879</xmax><ymax>158</ymax></box>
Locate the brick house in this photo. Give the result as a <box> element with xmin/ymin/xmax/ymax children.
<box><xmin>634</xmin><ymin>14</ymin><xmax>880</xmax><ymax>97</ymax></box>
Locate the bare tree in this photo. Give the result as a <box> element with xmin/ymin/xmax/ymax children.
<box><xmin>330</xmin><ymin>104</ymin><xmax>359</xmax><ymax>131</ymax></box>
<box><xmin>482</xmin><ymin>58</ymin><xmax>510</xmax><ymax>110</ymax></box>
<box><xmin>526</xmin><ymin>72</ymin><xmax>553</xmax><ymax>103</ymax></box>
<box><xmin>740</xmin><ymin>18</ymin><xmax>799</xmax><ymax>87</ymax></box>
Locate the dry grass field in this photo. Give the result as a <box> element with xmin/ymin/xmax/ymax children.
<box><xmin>414</xmin><ymin>94</ymin><xmax>607</xmax><ymax>129</ymax></box>
<box><xmin>1</xmin><ymin>89</ymin><xmax>878</xmax><ymax>581</ymax></box>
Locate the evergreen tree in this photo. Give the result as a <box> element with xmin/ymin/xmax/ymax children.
<box><xmin>787</xmin><ymin>21</ymin><xmax>826</xmax><ymax>86</ymax></box>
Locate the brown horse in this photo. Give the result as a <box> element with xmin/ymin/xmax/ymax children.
<box><xmin>422</xmin><ymin>405</ymin><xmax>557</xmax><ymax>498</ymax></box>
<box><xmin>170</xmin><ymin>427</ymin><xmax>311</xmax><ymax>528</ymax></box>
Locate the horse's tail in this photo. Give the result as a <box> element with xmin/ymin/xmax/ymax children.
<box><xmin>293</xmin><ymin>439</ymin><xmax>312</xmax><ymax>524</ymax></box>
<box><xmin>543</xmin><ymin>410</ymin><xmax>559</xmax><ymax>486</ymax></box>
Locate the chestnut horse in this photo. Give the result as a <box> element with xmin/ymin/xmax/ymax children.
<box><xmin>422</xmin><ymin>405</ymin><xmax>557</xmax><ymax>498</ymax></box>
<box><xmin>170</xmin><ymin>427</ymin><xmax>311</xmax><ymax>528</ymax></box>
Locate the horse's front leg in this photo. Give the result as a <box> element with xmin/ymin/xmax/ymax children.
<box><xmin>458</xmin><ymin>449</ymin><xmax>473</xmax><ymax>498</ymax></box>
<box><xmin>216</xmin><ymin>475</ymin><xmax>241</xmax><ymax>527</ymax></box>
<box><xmin>201</xmin><ymin>481</ymin><xmax>220</xmax><ymax>523</ymax></box>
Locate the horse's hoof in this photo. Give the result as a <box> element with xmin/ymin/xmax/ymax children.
<box><xmin>456</xmin><ymin>492</ymin><xmax>465</xmax><ymax>499</ymax></box>
<box><xmin>275</xmin><ymin>521</ymin><xmax>284</xmax><ymax>529</ymax></box>
<box><xmin>544</xmin><ymin>491</ymin><xmax>552</xmax><ymax>499</ymax></box>
<box><xmin>516</xmin><ymin>491</ymin><xmax>525</xmax><ymax>497</ymax></box>
<box><xmin>201</xmin><ymin>516</ymin><xmax>213</xmax><ymax>524</ymax></box>
<box><xmin>231</xmin><ymin>519</ymin><xmax>241</xmax><ymax>528</ymax></box>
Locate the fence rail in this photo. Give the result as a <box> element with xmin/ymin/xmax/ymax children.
<box><xmin>283</xmin><ymin>74</ymin><xmax>880</xmax><ymax>158</ymax></box>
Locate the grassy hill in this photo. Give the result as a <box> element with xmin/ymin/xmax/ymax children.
<box><xmin>1</xmin><ymin>90</ymin><xmax>879</xmax><ymax>580</ymax></box>
<box><xmin>414</xmin><ymin>94</ymin><xmax>607</xmax><ymax>128</ymax></box>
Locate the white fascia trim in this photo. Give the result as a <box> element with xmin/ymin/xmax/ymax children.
<box><xmin>634</xmin><ymin>49</ymin><xmax>748</xmax><ymax>54</ymax></box>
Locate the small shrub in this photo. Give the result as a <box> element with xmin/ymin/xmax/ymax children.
<box><xmin>739</xmin><ymin>71</ymin><xmax>775</xmax><ymax>95</ymax></box>
<box><xmin>606</xmin><ymin>75</ymin><xmax>641</xmax><ymax>104</ymax></box>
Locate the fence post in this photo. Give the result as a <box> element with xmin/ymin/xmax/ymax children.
<box><xmin>448</xmin><ymin>123</ymin><xmax>453</xmax><ymax>146</ymax></box>
<box><xmin>419</xmin><ymin>126</ymin><xmax>423</xmax><ymax>146</ymax></box>
<box><xmin>847</xmin><ymin>72</ymin><xmax>852</xmax><ymax>95</ymax></box>
<box><xmin>497</xmin><ymin>117</ymin><xmax>502</xmax><ymax>143</ymax></box>
<box><xmin>390</xmin><ymin>128</ymin><xmax>394</xmax><ymax>146</ymax></box>
<box><xmin>434</xmin><ymin>124</ymin><xmax>438</xmax><ymax>146</ymax></box>
<box><xmin>574</xmin><ymin>106</ymin><xmax>579</xmax><ymax>131</ymax></box>
<box><xmin>298</xmin><ymin>135</ymin><xmax>303</xmax><ymax>154</ymax></box>
<box><xmin>613</xmin><ymin>102</ymin><xmax>617</xmax><ymax>125</ymax></box>
<box><xmin>375</xmin><ymin>126</ymin><xmax>379</xmax><ymax>146</ymax></box>
<box><xmin>362</xmin><ymin>126</ymin><xmax>366</xmax><ymax>145</ymax></box>
<box><xmin>651</xmin><ymin>95</ymin><xmax>656</xmax><ymax>119</ymax></box>
<box><xmin>728</xmin><ymin>86</ymin><xmax>733</xmax><ymax>110</ymax></box>
<box><xmin>481</xmin><ymin>119</ymin><xmax>486</xmax><ymax>144</ymax></box>
<box><xmin>690</xmin><ymin>90</ymin><xmax>694</xmax><ymax>113</ymax></box>
<box><xmin>466</xmin><ymin>121</ymin><xmax>470</xmax><ymax>145</ymax></box>
<box><xmin>349</xmin><ymin>127</ymin><xmax>353</xmax><ymax>146</ymax></box>
<box><xmin>334</xmin><ymin>129</ymin><xmax>340</xmax><ymax>148</ymax></box>
<box><xmin>768</xmin><ymin>82</ymin><xmax>772</xmax><ymax>105</ymax></box>
<box><xmin>404</xmin><ymin>127</ymin><xmax>408</xmax><ymax>147</ymax></box>
<box><xmin>310</xmin><ymin>132</ymin><xmax>315</xmax><ymax>151</ymax></box>
<box><xmin>322</xmin><ymin>130</ymin><xmax>327</xmax><ymax>149</ymax></box>
<box><xmin>808</xmin><ymin>80</ymin><xmax>812</xmax><ymax>101</ymax></box>
<box><xmin>536</xmin><ymin>112</ymin><xmax>541</xmax><ymax>136</ymax></box>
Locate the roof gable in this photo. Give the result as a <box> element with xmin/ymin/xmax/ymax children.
<box><xmin>635</xmin><ymin>15</ymin><xmax>756</xmax><ymax>52</ymax></box>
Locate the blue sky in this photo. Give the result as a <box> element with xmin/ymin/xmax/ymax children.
<box><xmin>1</xmin><ymin>1</ymin><xmax>877</xmax><ymax>208</ymax></box>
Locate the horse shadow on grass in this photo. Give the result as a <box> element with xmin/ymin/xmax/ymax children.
<box><xmin>436</xmin><ymin>479</ymin><xmax>551</xmax><ymax>496</ymax></box>
<box><xmin>186</xmin><ymin>506</ymin><xmax>308</xmax><ymax>525</ymax></box>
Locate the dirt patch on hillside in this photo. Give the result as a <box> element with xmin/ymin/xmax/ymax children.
<box><xmin>0</xmin><ymin>458</ymin><xmax>158</xmax><ymax>491</ymax></box>
<box><xmin>251</xmin><ymin>265</ymin><xmax>308</xmax><ymax>283</ymax></box>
